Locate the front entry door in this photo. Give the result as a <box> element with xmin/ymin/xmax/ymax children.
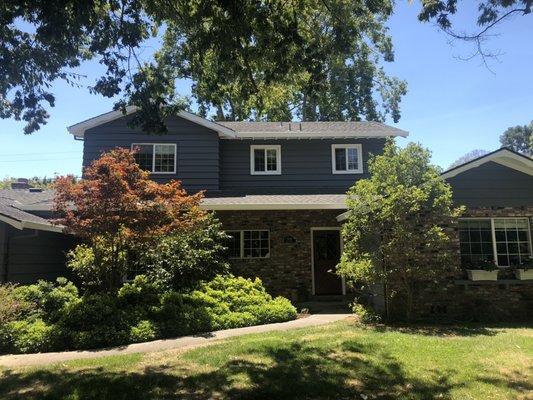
<box><xmin>312</xmin><ymin>230</ymin><xmax>343</xmax><ymax>295</ymax></box>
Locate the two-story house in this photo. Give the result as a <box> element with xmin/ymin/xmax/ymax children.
<box><xmin>1</xmin><ymin>108</ymin><xmax>532</xmax><ymax>308</ymax></box>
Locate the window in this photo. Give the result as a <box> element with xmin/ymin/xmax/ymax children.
<box><xmin>331</xmin><ymin>144</ymin><xmax>363</xmax><ymax>174</ymax></box>
<box><xmin>250</xmin><ymin>145</ymin><xmax>281</xmax><ymax>175</ymax></box>
<box><xmin>459</xmin><ymin>218</ymin><xmax>532</xmax><ymax>267</ymax></box>
<box><xmin>226</xmin><ymin>230</ymin><xmax>270</xmax><ymax>258</ymax></box>
<box><xmin>131</xmin><ymin>143</ymin><xmax>176</xmax><ymax>173</ymax></box>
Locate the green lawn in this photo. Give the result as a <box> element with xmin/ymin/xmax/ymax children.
<box><xmin>1</xmin><ymin>320</ymin><xmax>531</xmax><ymax>399</ymax></box>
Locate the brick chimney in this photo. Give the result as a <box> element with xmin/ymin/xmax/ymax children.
<box><xmin>10</xmin><ymin>178</ymin><xmax>31</xmax><ymax>190</ymax></box>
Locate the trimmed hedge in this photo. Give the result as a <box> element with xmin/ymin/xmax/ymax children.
<box><xmin>0</xmin><ymin>275</ymin><xmax>297</xmax><ymax>354</ymax></box>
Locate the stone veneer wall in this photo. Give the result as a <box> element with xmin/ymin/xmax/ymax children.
<box><xmin>214</xmin><ymin>209</ymin><xmax>342</xmax><ymax>302</ymax></box>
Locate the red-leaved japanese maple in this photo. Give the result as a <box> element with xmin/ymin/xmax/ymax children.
<box><xmin>54</xmin><ymin>148</ymin><xmax>205</xmax><ymax>290</ymax></box>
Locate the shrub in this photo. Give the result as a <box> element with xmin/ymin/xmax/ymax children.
<box><xmin>0</xmin><ymin>284</ymin><xmax>33</xmax><ymax>326</ymax></box>
<box><xmin>57</xmin><ymin>293</ymin><xmax>130</xmax><ymax>349</ymax></box>
<box><xmin>13</xmin><ymin>278</ymin><xmax>79</xmax><ymax>323</ymax></box>
<box><xmin>1</xmin><ymin>319</ymin><xmax>55</xmax><ymax>353</ymax></box>
<box><xmin>129</xmin><ymin>320</ymin><xmax>157</xmax><ymax>343</ymax></box>
<box><xmin>139</xmin><ymin>213</ymin><xmax>229</xmax><ymax>291</ymax></box>
<box><xmin>352</xmin><ymin>302</ymin><xmax>381</xmax><ymax>324</ymax></box>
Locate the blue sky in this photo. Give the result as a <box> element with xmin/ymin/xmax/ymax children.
<box><xmin>0</xmin><ymin>2</ymin><xmax>531</xmax><ymax>178</ymax></box>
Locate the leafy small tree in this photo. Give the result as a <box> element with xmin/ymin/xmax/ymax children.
<box><xmin>54</xmin><ymin>148</ymin><xmax>205</xmax><ymax>291</ymax></box>
<box><xmin>337</xmin><ymin>141</ymin><xmax>463</xmax><ymax>321</ymax></box>
<box><xmin>500</xmin><ymin>121</ymin><xmax>532</xmax><ymax>155</ymax></box>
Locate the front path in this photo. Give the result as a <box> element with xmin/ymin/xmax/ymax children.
<box><xmin>0</xmin><ymin>313</ymin><xmax>350</xmax><ymax>368</ymax></box>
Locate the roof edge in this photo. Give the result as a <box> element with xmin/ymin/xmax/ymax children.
<box><xmin>67</xmin><ymin>107</ymin><xmax>236</xmax><ymax>139</ymax></box>
<box><xmin>0</xmin><ymin>214</ymin><xmax>64</xmax><ymax>233</ymax></box>
<box><xmin>200</xmin><ymin>203</ymin><xmax>347</xmax><ymax>211</ymax></box>
<box><xmin>441</xmin><ymin>147</ymin><xmax>533</xmax><ymax>180</ymax></box>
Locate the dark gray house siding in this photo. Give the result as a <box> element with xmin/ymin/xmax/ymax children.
<box><xmin>219</xmin><ymin>138</ymin><xmax>385</xmax><ymax>194</ymax></box>
<box><xmin>447</xmin><ymin>161</ymin><xmax>533</xmax><ymax>208</ymax></box>
<box><xmin>0</xmin><ymin>222</ymin><xmax>76</xmax><ymax>284</ymax></box>
<box><xmin>83</xmin><ymin>114</ymin><xmax>220</xmax><ymax>192</ymax></box>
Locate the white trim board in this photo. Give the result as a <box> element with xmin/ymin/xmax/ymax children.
<box><xmin>441</xmin><ymin>148</ymin><xmax>533</xmax><ymax>179</ymax></box>
<box><xmin>67</xmin><ymin>106</ymin><xmax>237</xmax><ymax>139</ymax></box>
<box><xmin>0</xmin><ymin>215</ymin><xmax>64</xmax><ymax>233</ymax></box>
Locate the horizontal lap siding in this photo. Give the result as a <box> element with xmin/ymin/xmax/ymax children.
<box><xmin>1</xmin><ymin>223</ymin><xmax>77</xmax><ymax>284</ymax></box>
<box><xmin>83</xmin><ymin>115</ymin><xmax>220</xmax><ymax>192</ymax></box>
<box><xmin>220</xmin><ymin>138</ymin><xmax>385</xmax><ymax>194</ymax></box>
<box><xmin>447</xmin><ymin>162</ymin><xmax>533</xmax><ymax>207</ymax></box>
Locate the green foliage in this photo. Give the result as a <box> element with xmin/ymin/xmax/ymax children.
<box><xmin>129</xmin><ymin>320</ymin><xmax>157</xmax><ymax>343</ymax></box>
<box><xmin>13</xmin><ymin>278</ymin><xmax>79</xmax><ymax>323</ymax></box>
<box><xmin>0</xmin><ymin>284</ymin><xmax>33</xmax><ymax>326</ymax></box>
<box><xmin>500</xmin><ymin>121</ymin><xmax>532</xmax><ymax>155</ymax></box>
<box><xmin>338</xmin><ymin>141</ymin><xmax>463</xmax><ymax>321</ymax></box>
<box><xmin>139</xmin><ymin>213</ymin><xmax>229</xmax><ymax>291</ymax></box>
<box><xmin>0</xmin><ymin>319</ymin><xmax>56</xmax><ymax>354</ymax></box>
<box><xmin>0</xmin><ymin>176</ymin><xmax>57</xmax><ymax>189</ymax></box>
<box><xmin>1</xmin><ymin>275</ymin><xmax>296</xmax><ymax>354</ymax></box>
<box><xmin>351</xmin><ymin>302</ymin><xmax>382</xmax><ymax>324</ymax></box>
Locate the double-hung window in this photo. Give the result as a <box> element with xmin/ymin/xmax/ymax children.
<box><xmin>226</xmin><ymin>230</ymin><xmax>270</xmax><ymax>258</ymax></box>
<box><xmin>250</xmin><ymin>145</ymin><xmax>281</xmax><ymax>175</ymax></box>
<box><xmin>131</xmin><ymin>143</ymin><xmax>176</xmax><ymax>174</ymax></box>
<box><xmin>331</xmin><ymin>144</ymin><xmax>363</xmax><ymax>174</ymax></box>
<box><xmin>459</xmin><ymin>218</ymin><xmax>532</xmax><ymax>267</ymax></box>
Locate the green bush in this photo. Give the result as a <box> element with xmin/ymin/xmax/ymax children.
<box><xmin>139</xmin><ymin>213</ymin><xmax>229</xmax><ymax>291</ymax></box>
<box><xmin>352</xmin><ymin>302</ymin><xmax>382</xmax><ymax>324</ymax></box>
<box><xmin>57</xmin><ymin>294</ymin><xmax>130</xmax><ymax>349</ymax></box>
<box><xmin>0</xmin><ymin>274</ymin><xmax>297</xmax><ymax>354</ymax></box>
<box><xmin>13</xmin><ymin>278</ymin><xmax>79</xmax><ymax>322</ymax></box>
<box><xmin>0</xmin><ymin>284</ymin><xmax>33</xmax><ymax>326</ymax></box>
<box><xmin>1</xmin><ymin>319</ymin><xmax>55</xmax><ymax>354</ymax></box>
<box><xmin>129</xmin><ymin>320</ymin><xmax>157</xmax><ymax>343</ymax></box>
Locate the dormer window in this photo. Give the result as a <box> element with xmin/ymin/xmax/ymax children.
<box><xmin>250</xmin><ymin>145</ymin><xmax>281</xmax><ymax>175</ymax></box>
<box><xmin>331</xmin><ymin>144</ymin><xmax>363</xmax><ymax>174</ymax></box>
<box><xmin>131</xmin><ymin>143</ymin><xmax>176</xmax><ymax>174</ymax></box>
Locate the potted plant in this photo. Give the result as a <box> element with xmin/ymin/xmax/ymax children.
<box><xmin>466</xmin><ymin>259</ymin><xmax>499</xmax><ymax>281</ymax></box>
<box><xmin>515</xmin><ymin>258</ymin><xmax>533</xmax><ymax>280</ymax></box>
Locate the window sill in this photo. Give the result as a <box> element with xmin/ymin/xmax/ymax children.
<box><xmin>250</xmin><ymin>172</ymin><xmax>282</xmax><ymax>176</ymax></box>
<box><xmin>332</xmin><ymin>170</ymin><xmax>363</xmax><ymax>175</ymax></box>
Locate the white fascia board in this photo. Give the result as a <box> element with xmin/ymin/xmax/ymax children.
<box><xmin>225</xmin><ymin>131</ymin><xmax>409</xmax><ymax>140</ymax></box>
<box><xmin>0</xmin><ymin>215</ymin><xmax>64</xmax><ymax>233</ymax></box>
<box><xmin>200</xmin><ymin>203</ymin><xmax>348</xmax><ymax>211</ymax></box>
<box><xmin>336</xmin><ymin>211</ymin><xmax>350</xmax><ymax>222</ymax></box>
<box><xmin>67</xmin><ymin>107</ymin><xmax>236</xmax><ymax>139</ymax></box>
<box><xmin>441</xmin><ymin>149</ymin><xmax>533</xmax><ymax>180</ymax></box>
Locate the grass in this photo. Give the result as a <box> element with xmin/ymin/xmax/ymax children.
<box><xmin>0</xmin><ymin>320</ymin><xmax>531</xmax><ymax>399</ymax></box>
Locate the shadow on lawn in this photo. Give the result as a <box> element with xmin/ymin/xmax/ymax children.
<box><xmin>0</xmin><ymin>341</ymin><xmax>468</xmax><ymax>400</ymax></box>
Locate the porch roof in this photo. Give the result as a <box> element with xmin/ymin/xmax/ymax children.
<box><xmin>201</xmin><ymin>194</ymin><xmax>348</xmax><ymax>210</ymax></box>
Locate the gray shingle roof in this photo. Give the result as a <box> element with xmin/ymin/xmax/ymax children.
<box><xmin>0</xmin><ymin>190</ymin><xmax>61</xmax><ymax>232</ymax></box>
<box><xmin>201</xmin><ymin>193</ymin><xmax>347</xmax><ymax>210</ymax></box>
<box><xmin>217</xmin><ymin>121</ymin><xmax>408</xmax><ymax>137</ymax></box>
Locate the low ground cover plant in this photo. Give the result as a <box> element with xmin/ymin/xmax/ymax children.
<box><xmin>0</xmin><ymin>275</ymin><xmax>296</xmax><ymax>354</ymax></box>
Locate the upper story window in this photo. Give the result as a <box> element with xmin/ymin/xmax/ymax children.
<box><xmin>131</xmin><ymin>143</ymin><xmax>176</xmax><ymax>174</ymax></box>
<box><xmin>331</xmin><ymin>144</ymin><xmax>363</xmax><ymax>174</ymax></box>
<box><xmin>250</xmin><ymin>145</ymin><xmax>281</xmax><ymax>175</ymax></box>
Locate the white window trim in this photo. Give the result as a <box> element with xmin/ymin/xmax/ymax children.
<box><xmin>226</xmin><ymin>229</ymin><xmax>270</xmax><ymax>259</ymax></box>
<box><xmin>250</xmin><ymin>145</ymin><xmax>282</xmax><ymax>175</ymax></box>
<box><xmin>131</xmin><ymin>143</ymin><xmax>177</xmax><ymax>174</ymax></box>
<box><xmin>459</xmin><ymin>217</ymin><xmax>533</xmax><ymax>268</ymax></box>
<box><xmin>331</xmin><ymin>144</ymin><xmax>363</xmax><ymax>174</ymax></box>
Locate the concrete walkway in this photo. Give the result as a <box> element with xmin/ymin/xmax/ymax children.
<box><xmin>0</xmin><ymin>313</ymin><xmax>350</xmax><ymax>368</ymax></box>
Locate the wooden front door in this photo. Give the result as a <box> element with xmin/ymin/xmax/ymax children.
<box><xmin>312</xmin><ymin>230</ymin><xmax>343</xmax><ymax>295</ymax></box>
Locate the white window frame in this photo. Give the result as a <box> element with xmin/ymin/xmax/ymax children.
<box><xmin>131</xmin><ymin>143</ymin><xmax>177</xmax><ymax>174</ymax></box>
<box><xmin>250</xmin><ymin>145</ymin><xmax>282</xmax><ymax>175</ymax></box>
<box><xmin>226</xmin><ymin>229</ymin><xmax>270</xmax><ymax>259</ymax></box>
<box><xmin>459</xmin><ymin>217</ymin><xmax>533</xmax><ymax>268</ymax></box>
<box><xmin>331</xmin><ymin>144</ymin><xmax>363</xmax><ymax>174</ymax></box>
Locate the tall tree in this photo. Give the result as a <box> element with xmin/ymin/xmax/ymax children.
<box><xmin>500</xmin><ymin>121</ymin><xmax>533</xmax><ymax>155</ymax></box>
<box><xmin>2</xmin><ymin>0</ymin><xmax>406</xmax><ymax>134</ymax></box>
<box><xmin>417</xmin><ymin>1</ymin><xmax>532</xmax><ymax>64</ymax></box>
<box><xmin>337</xmin><ymin>141</ymin><xmax>463</xmax><ymax>321</ymax></box>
